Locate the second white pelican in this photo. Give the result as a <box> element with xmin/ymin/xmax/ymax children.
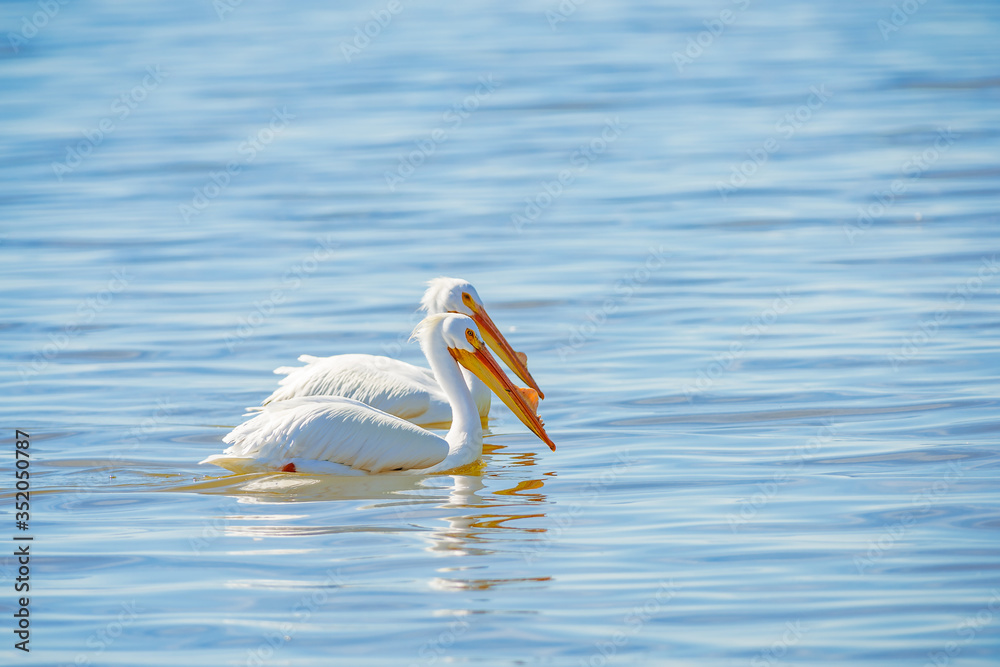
<box><xmin>201</xmin><ymin>313</ymin><xmax>555</xmax><ymax>475</ymax></box>
<box><xmin>261</xmin><ymin>277</ymin><xmax>543</xmax><ymax>425</ymax></box>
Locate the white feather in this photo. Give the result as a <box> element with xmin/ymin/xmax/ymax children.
<box><xmin>202</xmin><ymin>396</ymin><xmax>448</xmax><ymax>474</ymax></box>
<box><xmin>259</xmin><ymin>278</ymin><xmax>496</xmax><ymax>425</ymax></box>
<box><xmin>262</xmin><ymin>354</ymin><xmax>489</xmax><ymax>425</ymax></box>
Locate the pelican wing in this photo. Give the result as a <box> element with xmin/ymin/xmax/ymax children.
<box><xmin>264</xmin><ymin>354</ymin><xmax>444</xmax><ymax>421</ymax></box>
<box><xmin>202</xmin><ymin>397</ymin><xmax>449</xmax><ymax>474</ymax></box>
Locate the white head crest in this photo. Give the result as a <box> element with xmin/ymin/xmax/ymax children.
<box><xmin>420</xmin><ymin>277</ymin><xmax>483</xmax><ymax>316</ymax></box>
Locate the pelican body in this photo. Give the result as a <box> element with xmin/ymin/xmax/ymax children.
<box><xmin>201</xmin><ymin>313</ymin><xmax>554</xmax><ymax>475</ymax></box>
<box><xmin>262</xmin><ymin>278</ymin><xmax>543</xmax><ymax>425</ymax></box>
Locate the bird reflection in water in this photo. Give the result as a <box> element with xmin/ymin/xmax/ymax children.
<box><xmin>178</xmin><ymin>442</ymin><xmax>555</xmax><ymax>582</ymax></box>
<box><xmin>396</xmin><ymin>444</ymin><xmax>554</xmax><ymax>592</ymax></box>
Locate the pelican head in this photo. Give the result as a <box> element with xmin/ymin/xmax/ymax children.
<box><xmin>413</xmin><ymin>313</ymin><xmax>555</xmax><ymax>451</ymax></box>
<box><xmin>420</xmin><ymin>277</ymin><xmax>544</xmax><ymax>399</ymax></box>
<box><xmin>421</xmin><ymin>277</ymin><xmax>483</xmax><ymax>316</ymax></box>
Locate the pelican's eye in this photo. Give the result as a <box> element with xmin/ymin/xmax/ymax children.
<box><xmin>465</xmin><ymin>328</ymin><xmax>480</xmax><ymax>348</ymax></box>
<box><xmin>461</xmin><ymin>292</ymin><xmax>476</xmax><ymax>310</ymax></box>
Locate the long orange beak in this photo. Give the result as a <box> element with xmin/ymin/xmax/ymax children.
<box><xmin>465</xmin><ymin>304</ymin><xmax>545</xmax><ymax>400</ymax></box>
<box><xmin>450</xmin><ymin>342</ymin><xmax>556</xmax><ymax>451</ymax></box>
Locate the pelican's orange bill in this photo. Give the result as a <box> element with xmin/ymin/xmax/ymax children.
<box><xmin>450</xmin><ymin>342</ymin><xmax>555</xmax><ymax>451</ymax></box>
<box><xmin>466</xmin><ymin>303</ymin><xmax>545</xmax><ymax>400</ymax></box>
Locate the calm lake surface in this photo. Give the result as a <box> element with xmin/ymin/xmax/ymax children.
<box><xmin>2</xmin><ymin>0</ymin><xmax>999</xmax><ymax>665</ymax></box>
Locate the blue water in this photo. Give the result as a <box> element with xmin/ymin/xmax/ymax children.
<box><xmin>3</xmin><ymin>0</ymin><xmax>1000</xmax><ymax>665</ymax></box>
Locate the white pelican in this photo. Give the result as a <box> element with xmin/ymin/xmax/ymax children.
<box><xmin>261</xmin><ymin>277</ymin><xmax>544</xmax><ymax>425</ymax></box>
<box><xmin>201</xmin><ymin>313</ymin><xmax>554</xmax><ymax>475</ymax></box>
